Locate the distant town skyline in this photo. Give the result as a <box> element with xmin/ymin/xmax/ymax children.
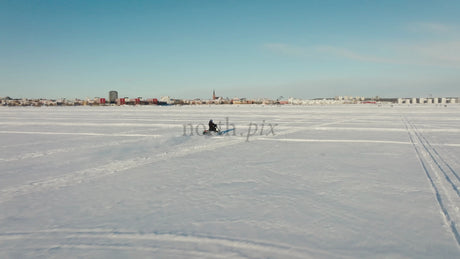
<box><xmin>1</xmin><ymin>0</ymin><xmax>460</xmax><ymax>99</ymax></box>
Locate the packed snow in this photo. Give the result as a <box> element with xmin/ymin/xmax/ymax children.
<box><xmin>1</xmin><ymin>104</ymin><xmax>460</xmax><ymax>258</ymax></box>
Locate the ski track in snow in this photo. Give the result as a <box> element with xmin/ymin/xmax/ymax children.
<box><xmin>403</xmin><ymin>115</ymin><xmax>460</xmax><ymax>247</ymax></box>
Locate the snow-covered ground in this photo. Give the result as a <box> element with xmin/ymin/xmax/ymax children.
<box><xmin>1</xmin><ymin>104</ymin><xmax>460</xmax><ymax>258</ymax></box>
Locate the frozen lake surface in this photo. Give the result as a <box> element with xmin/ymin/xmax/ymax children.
<box><xmin>1</xmin><ymin>104</ymin><xmax>460</xmax><ymax>258</ymax></box>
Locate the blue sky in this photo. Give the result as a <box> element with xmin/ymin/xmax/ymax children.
<box><xmin>1</xmin><ymin>0</ymin><xmax>459</xmax><ymax>99</ymax></box>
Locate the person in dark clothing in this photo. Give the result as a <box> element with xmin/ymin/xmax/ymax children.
<box><xmin>208</xmin><ymin>119</ymin><xmax>219</xmax><ymax>132</ymax></box>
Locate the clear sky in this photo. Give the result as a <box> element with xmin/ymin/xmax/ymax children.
<box><xmin>1</xmin><ymin>0</ymin><xmax>459</xmax><ymax>99</ymax></box>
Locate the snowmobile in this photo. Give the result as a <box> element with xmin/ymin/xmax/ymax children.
<box><xmin>203</xmin><ymin>128</ymin><xmax>234</xmax><ymax>136</ymax></box>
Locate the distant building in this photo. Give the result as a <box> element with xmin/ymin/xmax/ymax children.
<box><xmin>159</xmin><ymin>96</ymin><xmax>173</xmax><ymax>105</ymax></box>
<box><xmin>109</xmin><ymin>91</ymin><xmax>118</xmax><ymax>103</ymax></box>
<box><xmin>117</xmin><ymin>98</ymin><xmax>126</xmax><ymax>105</ymax></box>
<box><xmin>213</xmin><ymin>89</ymin><xmax>216</xmax><ymax>100</ymax></box>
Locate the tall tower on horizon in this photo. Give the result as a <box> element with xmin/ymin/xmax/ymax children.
<box><xmin>109</xmin><ymin>90</ymin><xmax>118</xmax><ymax>104</ymax></box>
<box><xmin>212</xmin><ymin>89</ymin><xmax>216</xmax><ymax>100</ymax></box>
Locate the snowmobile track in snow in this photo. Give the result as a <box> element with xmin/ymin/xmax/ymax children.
<box><xmin>403</xmin><ymin>115</ymin><xmax>460</xmax><ymax>247</ymax></box>
<box><xmin>0</xmin><ymin>228</ymin><xmax>343</xmax><ymax>259</ymax></box>
<box><xmin>0</xmin><ymin>119</ymin><xmax>351</xmax><ymax>205</ymax></box>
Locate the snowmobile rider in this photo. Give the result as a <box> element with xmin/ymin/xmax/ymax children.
<box><xmin>208</xmin><ymin>119</ymin><xmax>219</xmax><ymax>132</ymax></box>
